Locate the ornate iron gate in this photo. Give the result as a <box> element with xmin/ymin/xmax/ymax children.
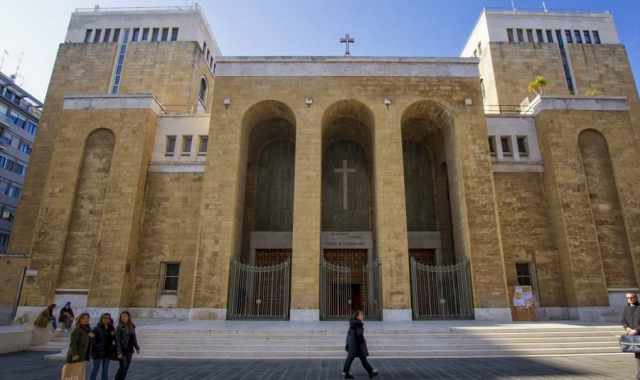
<box><xmin>410</xmin><ymin>257</ymin><xmax>474</xmax><ymax>320</ymax></box>
<box><xmin>320</xmin><ymin>256</ymin><xmax>381</xmax><ymax>321</ymax></box>
<box><xmin>227</xmin><ymin>257</ymin><xmax>291</xmax><ymax>320</ymax></box>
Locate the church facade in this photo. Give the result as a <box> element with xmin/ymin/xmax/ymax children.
<box><xmin>4</xmin><ymin>5</ymin><xmax>640</xmax><ymax>322</ymax></box>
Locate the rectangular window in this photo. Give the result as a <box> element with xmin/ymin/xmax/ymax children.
<box><xmin>198</xmin><ymin>135</ymin><xmax>208</xmax><ymax>155</ymax></box>
<box><xmin>593</xmin><ymin>30</ymin><xmax>601</xmax><ymax>44</ymax></box>
<box><xmin>161</xmin><ymin>28</ymin><xmax>169</xmax><ymax>42</ymax></box>
<box><xmin>113</xmin><ymin>28</ymin><xmax>121</xmax><ymax>43</ymax></box>
<box><xmin>209</xmin><ymin>56</ymin><xmax>214</xmax><ymax>68</ymax></box>
<box><xmin>0</xmin><ymin>233</ymin><xmax>9</xmax><ymax>249</ymax></box>
<box><xmin>565</xmin><ymin>30</ymin><xmax>573</xmax><ymax>43</ymax></box>
<box><xmin>142</xmin><ymin>28</ymin><xmax>149</xmax><ymax>41</ymax></box>
<box><xmin>171</xmin><ymin>27</ymin><xmax>179</xmax><ymax>41</ymax></box>
<box><xmin>516</xmin><ymin>263</ymin><xmax>533</xmax><ymax>286</ymax></box>
<box><xmin>488</xmin><ymin>136</ymin><xmax>496</xmax><ymax>157</ymax></box>
<box><xmin>583</xmin><ymin>30</ymin><xmax>592</xmax><ymax>44</ymax></box>
<box><xmin>162</xmin><ymin>263</ymin><xmax>180</xmax><ymax>292</ymax></box>
<box><xmin>84</xmin><ymin>29</ymin><xmax>93</xmax><ymax>43</ymax></box>
<box><xmin>103</xmin><ymin>28</ymin><xmax>111</xmax><ymax>43</ymax></box>
<box><xmin>93</xmin><ymin>29</ymin><xmax>102</xmax><ymax>43</ymax></box>
<box><xmin>182</xmin><ymin>135</ymin><xmax>193</xmax><ymax>156</ymax></box>
<box><xmin>526</xmin><ymin>29</ymin><xmax>534</xmax><ymax>43</ymax></box>
<box><xmin>516</xmin><ymin>136</ymin><xmax>529</xmax><ymax>158</ymax></box>
<box><xmin>165</xmin><ymin>135</ymin><xmax>176</xmax><ymax>157</ymax></box>
<box><xmin>507</xmin><ymin>28</ymin><xmax>515</xmax><ymax>43</ymax></box>
<box><xmin>536</xmin><ymin>29</ymin><xmax>544</xmax><ymax>43</ymax></box>
<box><xmin>516</xmin><ymin>28</ymin><xmax>524</xmax><ymax>43</ymax></box>
<box><xmin>574</xmin><ymin>30</ymin><xmax>582</xmax><ymax>44</ymax></box>
<box><xmin>546</xmin><ymin>30</ymin><xmax>554</xmax><ymax>43</ymax></box>
<box><xmin>500</xmin><ymin>136</ymin><xmax>513</xmax><ymax>157</ymax></box>
<box><xmin>132</xmin><ymin>28</ymin><xmax>140</xmax><ymax>42</ymax></box>
<box><xmin>151</xmin><ymin>28</ymin><xmax>159</xmax><ymax>42</ymax></box>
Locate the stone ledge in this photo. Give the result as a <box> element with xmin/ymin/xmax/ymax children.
<box><xmin>63</xmin><ymin>94</ymin><xmax>163</xmax><ymax>115</ymax></box>
<box><xmin>216</xmin><ymin>56</ymin><xmax>479</xmax><ymax>78</ymax></box>
<box><xmin>524</xmin><ymin>95</ymin><xmax>629</xmax><ymax>116</ymax></box>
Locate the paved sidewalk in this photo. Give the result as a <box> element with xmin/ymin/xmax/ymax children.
<box><xmin>1</xmin><ymin>351</ymin><xmax>635</xmax><ymax>379</ymax></box>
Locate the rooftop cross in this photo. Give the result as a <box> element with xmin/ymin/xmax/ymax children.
<box><xmin>339</xmin><ymin>33</ymin><xmax>355</xmax><ymax>56</ymax></box>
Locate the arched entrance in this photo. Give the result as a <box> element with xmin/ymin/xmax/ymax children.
<box><xmin>401</xmin><ymin>100</ymin><xmax>473</xmax><ymax>320</ymax></box>
<box><xmin>228</xmin><ymin>100</ymin><xmax>295</xmax><ymax>320</ymax></box>
<box><xmin>320</xmin><ymin>100</ymin><xmax>381</xmax><ymax>320</ymax></box>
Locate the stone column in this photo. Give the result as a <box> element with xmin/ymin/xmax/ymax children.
<box><xmin>454</xmin><ymin>111</ymin><xmax>512</xmax><ymax>321</ymax></box>
<box><xmin>191</xmin><ymin>100</ymin><xmax>244</xmax><ymax>320</ymax></box>
<box><xmin>290</xmin><ymin>106</ymin><xmax>322</xmax><ymax>321</ymax></box>
<box><xmin>373</xmin><ymin>106</ymin><xmax>412</xmax><ymax>320</ymax></box>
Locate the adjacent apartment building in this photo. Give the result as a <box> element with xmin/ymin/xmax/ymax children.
<box><xmin>0</xmin><ymin>72</ymin><xmax>41</xmax><ymax>251</ymax></box>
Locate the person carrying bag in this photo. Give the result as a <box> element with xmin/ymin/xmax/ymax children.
<box><xmin>61</xmin><ymin>312</ymin><xmax>93</xmax><ymax>380</ymax></box>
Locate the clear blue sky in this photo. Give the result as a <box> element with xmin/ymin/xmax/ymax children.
<box><xmin>1</xmin><ymin>0</ymin><xmax>638</xmax><ymax>101</ymax></box>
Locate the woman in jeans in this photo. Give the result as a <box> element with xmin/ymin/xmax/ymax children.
<box><xmin>90</xmin><ymin>313</ymin><xmax>115</xmax><ymax>380</ymax></box>
<box><xmin>115</xmin><ymin>311</ymin><xmax>140</xmax><ymax>380</ymax></box>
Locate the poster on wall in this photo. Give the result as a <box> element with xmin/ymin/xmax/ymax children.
<box><xmin>512</xmin><ymin>285</ymin><xmax>534</xmax><ymax>308</ymax></box>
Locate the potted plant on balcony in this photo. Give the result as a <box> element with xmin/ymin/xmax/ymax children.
<box><xmin>527</xmin><ymin>75</ymin><xmax>548</xmax><ymax>97</ymax></box>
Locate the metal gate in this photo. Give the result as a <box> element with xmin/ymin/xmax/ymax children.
<box><xmin>410</xmin><ymin>257</ymin><xmax>474</xmax><ymax>320</ymax></box>
<box><xmin>320</xmin><ymin>256</ymin><xmax>381</xmax><ymax>321</ymax></box>
<box><xmin>227</xmin><ymin>257</ymin><xmax>291</xmax><ymax>320</ymax></box>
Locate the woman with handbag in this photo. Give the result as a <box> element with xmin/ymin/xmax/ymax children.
<box><xmin>62</xmin><ymin>313</ymin><xmax>93</xmax><ymax>379</ymax></box>
<box><xmin>342</xmin><ymin>310</ymin><xmax>378</xmax><ymax>379</ymax></box>
<box><xmin>115</xmin><ymin>311</ymin><xmax>140</xmax><ymax>380</ymax></box>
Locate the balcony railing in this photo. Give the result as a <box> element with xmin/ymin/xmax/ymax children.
<box><xmin>0</xmin><ymin>92</ymin><xmax>41</xmax><ymax>118</ymax></box>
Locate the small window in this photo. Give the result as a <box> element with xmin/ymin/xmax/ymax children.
<box><xmin>555</xmin><ymin>30</ymin><xmax>563</xmax><ymax>46</ymax></box>
<box><xmin>142</xmin><ymin>28</ymin><xmax>150</xmax><ymax>41</ymax></box>
<box><xmin>132</xmin><ymin>28</ymin><xmax>140</xmax><ymax>42</ymax></box>
<box><xmin>565</xmin><ymin>30</ymin><xmax>573</xmax><ymax>43</ymax></box>
<box><xmin>198</xmin><ymin>135</ymin><xmax>208</xmax><ymax>155</ymax></box>
<box><xmin>516</xmin><ymin>263</ymin><xmax>533</xmax><ymax>286</ymax></box>
<box><xmin>536</xmin><ymin>29</ymin><xmax>544</xmax><ymax>43</ymax></box>
<box><xmin>593</xmin><ymin>30</ymin><xmax>601</xmax><ymax>44</ymax></box>
<box><xmin>507</xmin><ymin>28</ymin><xmax>515</xmax><ymax>43</ymax></box>
<box><xmin>93</xmin><ymin>29</ymin><xmax>102</xmax><ymax>43</ymax></box>
<box><xmin>206</xmin><ymin>49</ymin><xmax>210</xmax><ymax>62</ymax></box>
<box><xmin>113</xmin><ymin>28</ymin><xmax>121</xmax><ymax>43</ymax></box>
<box><xmin>477</xmin><ymin>42</ymin><xmax>482</xmax><ymax>56</ymax></box>
<box><xmin>203</xmin><ymin>41</ymin><xmax>207</xmax><ymax>53</ymax></box>
<box><xmin>171</xmin><ymin>28</ymin><xmax>179</xmax><ymax>42</ymax></box>
<box><xmin>479</xmin><ymin>78</ymin><xmax>486</xmax><ymax>100</ymax></box>
<box><xmin>151</xmin><ymin>28</ymin><xmax>159</xmax><ymax>42</ymax></box>
<box><xmin>103</xmin><ymin>28</ymin><xmax>111</xmax><ymax>43</ymax></box>
<box><xmin>546</xmin><ymin>30</ymin><xmax>554</xmax><ymax>43</ymax></box>
<box><xmin>182</xmin><ymin>136</ymin><xmax>193</xmax><ymax>156</ymax></box>
<box><xmin>526</xmin><ymin>29</ymin><xmax>534</xmax><ymax>43</ymax></box>
<box><xmin>209</xmin><ymin>56</ymin><xmax>214</xmax><ymax>68</ymax></box>
<box><xmin>488</xmin><ymin>136</ymin><xmax>496</xmax><ymax>157</ymax></box>
<box><xmin>84</xmin><ymin>29</ymin><xmax>93</xmax><ymax>43</ymax></box>
<box><xmin>161</xmin><ymin>27</ymin><xmax>169</xmax><ymax>42</ymax></box>
<box><xmin>574</xmin><ymin>30</ymin><xmax>582</xmax><ymax>44</ymax></box>
<box><xmin>516</xmin><ymin>29</ymin><xmax>524</xmax><ymax>43</ymax></box>
<box><xmin>583</xmin><ymin>31</ymin><xmax>592</xmax><ymax>44</ymax></box>
<box><xmin>162</xmin><ymin>263</ymin><xmax>180</xmax><ymax>293</ymax></box>
<box><xmin>516</xmin><ymin>136</ymin><xmax>529</xmax><ymax>158</ymax></box>
<box><xmin>500</xmin><ymin>136</ymin><xmax>513</xmax><ymax>157</ymax></box>
<box><xmin>165</xmin><ymin>135</ymin><xmax>176</xmax><ymax>157</ymax></box>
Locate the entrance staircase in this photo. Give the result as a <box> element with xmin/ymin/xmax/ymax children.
<box><xmin>39</xmin><ymin>320</ymin><xmax>624</xmax><ymax>359</ymax></box>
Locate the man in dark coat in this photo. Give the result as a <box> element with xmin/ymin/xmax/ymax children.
<box><xmin>342</xmin><ymin>310</ymin><xmax>378</xmax><ymax>379</ymax></box>
<box><xmin>622</xmin><ymin>292</ymin><xmax>640</xmax><ymax>380</ymax></box>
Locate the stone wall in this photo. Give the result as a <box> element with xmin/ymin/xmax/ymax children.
<box><xmin>536</xmin><ymin>109</ymin><xmax>640</xmax><ymax>306</ymax></box>
<box><xmin>493</xmin><ymin>172</ymin><xmax>565</xmax><ymax>306</ymax></box>
<box><xmin>134</xmin><ymin>172</ymin><xmax>203</xmax><ymax>308</ymax></box>
<box><xmin>0</xmin><ymin>256</ymin><xmax>27</xmax><ymax>323</ymax></box>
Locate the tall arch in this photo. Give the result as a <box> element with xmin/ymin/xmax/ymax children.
<box><xmin>58</xmin><ymin>129</ymin><xmax>115</xmax><ymax>290</ymax></box>
<box><xmin>579</xmin><ymin>129</ymin><xmax>636</xmax><ymax>288</ymax></box>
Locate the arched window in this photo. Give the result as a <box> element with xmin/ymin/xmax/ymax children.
<box><xmin>199</xmin><ymin>77</ymin><xmax>207</xmax><ymax>103</ymax></box>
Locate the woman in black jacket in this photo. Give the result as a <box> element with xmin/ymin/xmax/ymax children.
<box><xmin>115</xmin><ymin>311</ymin><xmax>140</xmax><ymax>380</ymax></box>
<box><xmin>66</xmin><ymin>313</ymin><xmax>93</xmax><ymax>364</ymax></box>
<box><xmin>342</xmin><ymin>310</ymin><xmax>378</xmax><ymax>379</ymax></box>
<box><xmin>90</xmin><ymin>313</ymin><xmax>115</xmax><ymax>380</ymax></box>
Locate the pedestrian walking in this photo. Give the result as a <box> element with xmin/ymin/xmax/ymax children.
<box><xmin>34</xmin><ymin>304</ymin><xmax>57</xmax><ymax>331</ymax></box>
<box><xmin>342</xmin><ymin>310</ymin><xmax>378</xmax><ymax>379</ymax></box>
<box><xmin>115</xmin><ymin>311</ymin><xmax>140</xmax><ymax>380</ymax></box>
<box><xmin>58</xmin><ymin>302</ymin><xmax>75</xmax><ymax>331</ymax></box>
<box><xmin>90</xmin><ymin>313</ymin><xmax>115</xmax><ymax>380</ymax></box>
<box><xmin>622</xmin><ymin>292</ymin><xmax>640</xmax><ymax>379</ymax></box>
